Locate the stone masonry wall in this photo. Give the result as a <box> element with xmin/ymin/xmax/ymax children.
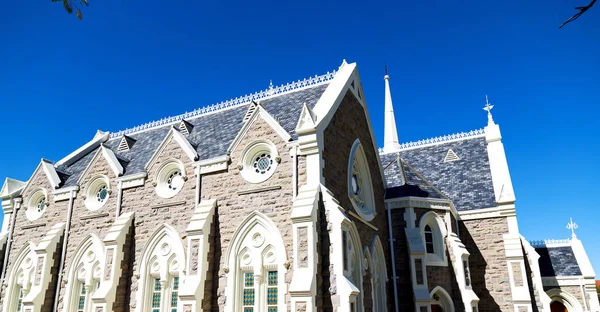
<box><xmin>120</xmin><ymin>135</ymin><xmax>198</xmax><ymax>310</ymax></box>
<box><xmin>56</xmin><ymin>152</ymin><xmax>121</xmax><ymax>311</ymax></box>
<box><xmin>389</xmin><ymin>208</ymin><xmax>415</xmax><ymax>312</ymax></box>
<box><xmin>322</xmin><ymin>90</ymin><xmax>391</xmax><ymax>312</ymax></box>
<box><xmin>460</xmin><ymin>217</ymin><xmax>513</xmax><ymax>312</ymax></box>
<box><xmin>200</xmin><ymin>114</ymin><xmax>296</xmax><ymax>311</ymax></box>
<box><xmin>0</xmin><ymin>167</ymin><xmax>69</xmax><ymax>310</ymax></box>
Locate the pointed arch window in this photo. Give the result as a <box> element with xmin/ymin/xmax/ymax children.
<box><xmin>424</xmin><ymin>225</ymin><xmax>434</xmax><ymax>254</ymax></box>
<box><xmin>136</xmin><ymin>225</ymin><xmax>186</xmax><ymax>312</ymax></box>
<box><xmin>225</xmin><ymin>212</ymin><xmax>287</xmax><ymax>312</ymax></box>
<box><xmin>64</xmin><ymin>235</ymin><xmax>105</xmax><ymax>312</ymax></box>
<box><xmin>3</xmin><ymin>244</ymin><xmax>36</xmax><ymax>312</ymax></box>
<box><xmin>420</xmin><ymin>212</ymin><xmax>447</xmax><ymax>266</ymax></box>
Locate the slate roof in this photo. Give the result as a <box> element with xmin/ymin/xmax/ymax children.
<box><xmin>381</xmin><ymin>153</ymin><xmax>447</xmax><ymax>200</ymax></box>
<box><xmin>55</xmin><ymin>83</ymin><xmax>329</xmax><ymax>189</ymax></box>
<box><xmin>380</xmin><ymin>136</ymin><xmax>497</xmax><ymax>211</ymax></box>
<box><xmin>535</xmin><ymin>246</ymin><xmax>582</xmax><ymax>277</ymax></box>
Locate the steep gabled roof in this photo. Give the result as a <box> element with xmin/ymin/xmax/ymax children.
<box><xmin>51</xmin><ymin>73</ymin><xmax>331</xmax><ymax>189</ymax></box>
<box><xmin>381</xmin><ymin>153</ymin><xmax>447</xmax><ymax>200</ymax></box>
<box><xmin>535</xmin><ymin>245</ymin><xmax>582</xmax><ymax>277</ymax></box>
<box><xmin>379</xmin><ymin>130</ymin><xmax>496</xmax><ymax>211</ymax></box>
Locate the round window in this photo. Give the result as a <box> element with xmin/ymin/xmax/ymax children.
<box><xmin>156</xmin><ymin>161</ymin><xmax>186</xmax><ymax>198</ymax></box>
<box><xmin>26</xmin><ymin>190</ymin><xmax>47</xmax><ymax>221</ymax></box>
<box><xmin>85</xmin><ymin>177</ymin><xmax>110</xmax><ymax>211</ymax></box>
<box><xmin>240</xmin><ymin>140</ymin><xmax>279</xmax><ymax>184</ymax></box>
<box><xmin>347</xmin><ymin>140</ymin><xmax>375</xmax><ymax>221</ymax></box>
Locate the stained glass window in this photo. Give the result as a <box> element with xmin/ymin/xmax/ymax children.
<box><xmin>243</xmin><ymin>272</ymin><xmax>255</xmax><ymax>311</ymax></box>
<box><xmin>253</xmin><ymin>153</ymin><xmax>273</xmax><ymax>174</ymax></box>
<box><xmin>171</xmin><ymin>276</ymin><xmax>179</xmax><ymax>312</ymax></box>
<box><xmin>77</xmin><ymin>283</ymin><xmax>86</xmax><ymax>312</ymax></box>
<box><xmin>267</xmin><ymin>271</ymin><xmax>278</xmax><ymax>311</ymax></box>
<box><xmin>96</xmin><ymin>185</ymin><xmax>108</xmax><ymax>202</ymax></box>
<box><xmin>152</xmin><ymin>278</ymin><xmax>161</xmax><ymax>312</ymax></box>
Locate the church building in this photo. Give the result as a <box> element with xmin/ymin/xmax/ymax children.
<box><xmin>0</xmin><ymin>60</ymin><xmax>597</xmax><ymax>312</ymax></box>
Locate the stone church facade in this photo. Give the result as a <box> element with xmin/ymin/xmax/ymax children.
<box><xmin>0</xmin><ymin>60</ymin><xmax>597</xmax><ymax>312</ymax></box>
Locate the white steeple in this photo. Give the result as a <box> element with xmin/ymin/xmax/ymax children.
<box><xmin>383</xmin><ymin>69</ymin><xmax>401</xmax><ymax>153</ymax></box>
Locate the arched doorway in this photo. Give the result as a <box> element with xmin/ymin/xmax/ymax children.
<box><xmin>431</xmin><ymin>304</ymin><xmax>444</xmax><ymax>312</ymax></box>
<box><xmin>430</xmin><ymin>286</ymin><xmax>455</xmax><ymax>312</ymax></box>
<box><xmin>551</xmin><ymin>301</ymin><xmax>569</xmax><ymax>312</ymax></box>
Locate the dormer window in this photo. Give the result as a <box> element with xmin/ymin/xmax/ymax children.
<box><xmin>240</xmin><ymin>140</ymin><xmax>279</xmax><ymax>184</ymax></box>
<box><xmin>420</xmin><ymin>212</ymin><xmax>447</xmax><ymax>266</ymax></box>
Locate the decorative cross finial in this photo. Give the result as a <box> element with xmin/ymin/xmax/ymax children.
<box><xmin>483</xmin><ymin>95</ymin><xmax>495</xmax><ymax>125</ymax></box>
<box><xmin>566</xmin><ymin>217</ymin><xmax>578</xmax><ymax>238</ymax></box>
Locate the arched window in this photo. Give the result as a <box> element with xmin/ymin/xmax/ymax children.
<box><xmin>341</xmin><ymin>223</ymin><xmax>364</xmax><ymax>311</ymax></box>
<box><xmin>370</xmin><ymin>236</ymin><xmax>388</xmax><ymax>312</ymax></box>
<box><xmin>546</xmin><ymin>289</ymin><xmax>584</xmax><ymax>312</ymax></box>
<box><xmin>424</xmin><ymin>225</ymin><xmax>434</xmax><ymax>254</ymax></box>
<box><xmin>224</xmin><ymin>212</ymin><xmax>287</xmax><ymax>312</ymax></box>
<box><xmin>136</xmin><ymin>225</ymin><xmax>186</xmax><ymax>312</ymax></box>
<box><xmin>3</xmin><ymin>244</ymin><xmax>36</xmax><ymax>312</ymax></box>
<box><xmin>64</xmin><ymin>234</ymin><xmax>105</xmax><ymax>312</ymax></box>
<box><xmin>420</xmin><ymin>212</ymin><xmax>447</xmax><ymax>266</ymax></box>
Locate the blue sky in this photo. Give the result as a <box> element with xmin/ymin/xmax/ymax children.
<box><xmin>1</xmin><ymin>1</ymin><xmax>599</xmax><ymax>272</ymax></box>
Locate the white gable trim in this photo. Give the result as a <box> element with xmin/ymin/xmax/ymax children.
<box><xmin>295</xmin><ymin>102</ymin><xmax>317</xmax><ymax>135</ymax></box>
<box><xmin>76</xmin><ymin>146</ymin><xmax>124</xmax><ymax>185</ymax></box>
<box><xmin>228</xmin><ymin>104</ymin><xmax>291</xmax><ymax>154</ymax></box>
<box><xmin>41</xmin><ymin>160</ymin><xmax>61</xmax><ymax>189</ymax></box>
<box><xmin>0</xmin><ymin>178</ymin><xmax>26</xmax><ymax>199</ymax></box>
<box><xmin>144</xmin><ymin>127</ymin><xmax>199</xmax><ymax>170</ymax></box>
<box><xmin>22</xmin><ymin>160</ymin><xmax>62</xmax><ymax>194</ymax></box>
<box><xmin>56</xmin><ymin>130</ymin><xmax>110</xmax><ymax>167</ymax></box>
<box><xmin>101</xmin><ymin>145</ymin><xmax>124</xmax><ymax>177</ymax></box>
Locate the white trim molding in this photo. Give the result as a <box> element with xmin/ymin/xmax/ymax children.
<box><xmin>458</xmin><ymin>204</ymin><xmax>516</xmax><ymax>221</ymax></box>
<box><xmin>145</xmin><ymin>126</ymin><xmax>198</xmax><ymax>170</ymax></box>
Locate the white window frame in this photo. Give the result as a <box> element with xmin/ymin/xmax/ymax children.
<box><xmin>155</xmin><ymin>160</ymin><xmax>187</xmax><ymax>199</ymax></box>
<box><xmin>347</xmin><ymin>139</ymin><xmax>376</xmax><ymax>221</ymax></box>
<box><xmin>239</xmin><ymin>140</ymin><xmax>280</xmax><ymax>184</ymax></box>
<box><xmin>64</xmin><ymin>234</ymin><xmax>104</xmax><ymax>312</ymax></box>
<box><xmin>419</xmin><ymin>212</ymin><xmax>447</xmax><ymax>266</ymax></box>
<box><xmin>84</xmin><ymin>175</ymin><xmax>110</xmax><ymax>211</ymax></box>
<box><xmin>3</xmin><ymin>243</ymin><xmax>36</xmax><ymax>312</ymax></box>
<box><xmin>136</xmin><ymin>225</ymin><xmax>186</xmax><ymax>312</ymax></box>
<box><xmin>224</xmin><ymin>212</ymin><xmax>288</xmax><ymax>312</ymax></box>
<box><xmin>25</xmin><ymin>188</ymin><xmax>48</xmax><ymax>221</ymax></box>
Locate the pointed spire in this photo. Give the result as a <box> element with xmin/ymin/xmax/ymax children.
<box><xmin>483</xmin><ymin>95</ymin><xmax>495</xmax><ymax>125</ymax></box>
<box><xmin>383</xmin><ymin>69</ymin><xmax>401</xmax><ymax>153</ymax></box>
<box><xmin>566</xmin><ymin>217</ymin><xmax>578</xmax><ymax>238</ymax></box>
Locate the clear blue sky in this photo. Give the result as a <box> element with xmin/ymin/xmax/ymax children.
<box><xmin>1</xmin><ymin>1</ymin><xmax>599</xmax><ymax>272</ymax></box>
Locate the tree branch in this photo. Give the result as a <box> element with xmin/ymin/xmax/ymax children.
<box><xmin>560</xmin><ymin>0</ymin><xmax>597</xmax><ymax>28</ymax></box>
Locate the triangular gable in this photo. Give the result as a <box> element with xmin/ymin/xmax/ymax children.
<box><xmin>311</xmin><ymin>60</ymin><xmax>388</xmax><ymax>189</ymax></box>
<box><xmin>295</xmin><ymin>102</ymin><xmax>317</xmax><ymax>134</ymax></box>
<box><xmin>228</xmin><ymin>103</ymin><xmax>292</xmax><ymax>153</ymax></box>
<box><xmin>443</xmin><ymin>149</ymin><xmax>460</xmax><ymax>163</ymax></box>
<box><xmin>0</xmin><ymin>178</ymin><xmax>26</xmax><ymax>199</ymax></box>
<box><xmin>144</xmin><ymin>127</ymin><xmax>199</xmax><ymax>170</ymax></box>
<box><xmin>21</xmin><ymin>159</ymin><xmax>62</xmax><ymax>194</ymax></box>
<box><xmin>178</xmin><ymin>119</ymin><xmax>194</xmax><ymax>135</ymax></box>
<box><xmin>402</xmin><ymin>160</ymin><xmax>449</xmax><ymax>200</ymax></box>
<box><xmin>76</xmin><ymin>145</ymin><xmax>124</xmax><ymax>184</ymax></box>
<box><xmin>117</xmin><ymin>135</ymin><xmax>136</xmax><ymax>152</ymax></box>
<box><xmin>56</xmin><ymin>130</ymin><xmax>110</xmax><ymax>167</ymax></box>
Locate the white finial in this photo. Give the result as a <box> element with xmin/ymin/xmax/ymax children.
<box><xmin>268</xmin><ymin>80</ymin><xmax>274</xmax><ymax>95</ymax></box>
<box><xmin>383</xmin><ymin>70</ymin><xmax>401</xmax><ymax>153</ymax></box>
<box><xmin>566</xmin><ymin>217</ymin><xmax>578</xmax><ymax>238</ymax></box>
<box><xmin>483</xmin><ymin>95</ymin><xmax>495</xmax><ymax>125</ymax></box>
